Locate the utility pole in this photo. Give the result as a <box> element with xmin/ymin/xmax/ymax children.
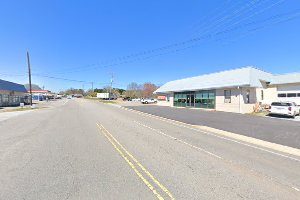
<box><xmin>91</xmin><ymin>82</ymin><xmax>94</xmax><ymax>92</ymax></box>
<box><xmin>27</xmin><ymin>51</ymin><xmax>33</xmax><ymax>106</ymax></box>
<box><xmin>109</xmin><ymin>73</ymin><xmax>114</xmax><ymax>100</ymax></box>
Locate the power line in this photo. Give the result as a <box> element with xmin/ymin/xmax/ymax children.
<box><xmin>3</xmin><ymin>2</ymin><xmax>299</xmax><ymax>80</ymax></box>
<box><xmin>31</xmin><ymin>8</ymin><xmax>300</xmax><ymax>76</ymax></box>
<box><xmin>3</xmin><ymin>8</ymin><xmax>299</xmax><ymax>81</ymax></box>
<box><xmin>227</xmin><ymin>9</ymin><xmax>300</xmax><ymax>43</ymax></box>
<box><xmin>190</xmin><ymin>0</ymin><xmax>237</xmax><ymax>36</ymax></box>
<box><xmin>196</xmin><ymin>0</ymin><xmax>262</xmax><ymax>36</ymax></box>
<box><xmin>214</xmin><ymin>0</ymin><xmax>286</xmax><ymax>35</ymax></box>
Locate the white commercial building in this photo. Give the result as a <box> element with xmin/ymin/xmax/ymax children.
<box><xmin>155</xmin><ymin>67</ymin><xmax>300</xmax><ymax>113</ymax></box>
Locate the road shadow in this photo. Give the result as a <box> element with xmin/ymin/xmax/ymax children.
<box><xmin>267</xmin><ymin>113</ymin><xmax>295</xmax><ymax>119</ymax></box>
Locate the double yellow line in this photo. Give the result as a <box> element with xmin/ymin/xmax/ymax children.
<box><xmin>96</xmin><ymin>123</ymin><xmax>175</xmax><ymax>200</ymax></box>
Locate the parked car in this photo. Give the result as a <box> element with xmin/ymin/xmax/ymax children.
<box><xmin>269</xmin><ymin>101</ymin><xmax>300</xmax><ymax>118</ymax></box>
<box><xmin>132</xmin><ymin>98</ymin><xmax>141</xmax><ymax>101</ymax></box>
<box><xmin>141</xmin><ymin>98</ymin><xmax>157</xmax><ymax>104</ymax></box>
<box><xmin>123</xmin><ymin>97</ymin><xmax>132</xmax><ymax>101</ymax></box>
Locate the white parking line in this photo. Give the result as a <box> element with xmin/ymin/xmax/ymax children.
<box><xmin>63</xmin><ymin>100</ymin><xmax>69</xmax><ymax>105</ymax></box>
<box><xmin>122</xmin><ymin>107</ymin><xmax>300</xmax><ymax>162</ymax></box>
<box><xmin>267</xmin><ymin>115</ymin><xmax>300</xmax><ymax>122</ymax></box>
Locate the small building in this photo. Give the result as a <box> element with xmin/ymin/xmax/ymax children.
<box><xmin>155</xmin><ymin>67</ymin><xmax>300</xmax><ymax>113</ymax></box>
<box><xmin>29</xmin><ymin>90</ymin><xmax>53</xmax><ymax>101</ymax></box>
<box><xmin>96</xmin><ymin>92</ymin><xmax>116</xmax><ymax>100</ymax></box>
<box><xmin>0</xmin><ymin>79</ymin><xmax>28</xmax><ymax>107</ymax></box>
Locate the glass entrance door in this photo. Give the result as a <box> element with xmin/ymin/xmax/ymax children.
<box><xmin>186</xmin><ymin>94</ymin><xmax>195</xmax><ymax>107</ymax></box>
<box><xmin>191</xmin><ymin>94</ymin><xmax>195</xmax><ymax>107</ymax></box>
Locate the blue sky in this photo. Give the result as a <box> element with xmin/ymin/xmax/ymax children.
<box><xmin>1</xmin><ymin>0</ymin><xmax>300</xmax><ymax>92</ymax></box>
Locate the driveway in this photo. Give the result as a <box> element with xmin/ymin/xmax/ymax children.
<box><xmin>125</xmin><ymin>105</ymin><xmax>300</xmax><ymax>149</ymax></box>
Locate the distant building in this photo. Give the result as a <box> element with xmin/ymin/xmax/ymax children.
<box><xmin>155</xmin><ymin>67</ymin><xmax>300</xmax><ymax>113</ymax></box>
<box><xmin>28</xmin><ymin>89</ymin><xmax>58</xmax><ymax>101</ymax></box>
<box><xmin>24</xmin><ymin>84</ymin><xmax>57</xmax><ymax>101</ymax></box>
<box><xmin>0</xmin><ymin>79</ymin><xmax>28</xmax><ymax>106</ymax></box>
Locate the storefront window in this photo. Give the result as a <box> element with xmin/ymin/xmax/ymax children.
<box><xmin>13</xmin><ymin>96</ymin><xmax>20</xmax><ymax>103</ymax></box>
<box><xmin>224</xmin><ymin>90</ymin><xmax>231</xmax><ymax>103</ymax></box>
<box><xmin>278</xmin><ymin>93</ymin><xmax>286</xmax><ymax>97</ymax></box>
<box><xmin>246</xmin><ymin>90</ymin><xmax>250</xmax><ymax>104</ymax></box>
<box><xmin>287</xmin><ymin>93</ymin><xmax>297</xmax><ymax>97</ymax></box>
<box><xmin>174</xmin><ymin>90</ymin><xmax>215</xmax><ymax>108</ymax></box>
<box><xmin>2</xmin><ymin>94</ymin><xmax>9</xmax><ymax>103</ymax></box>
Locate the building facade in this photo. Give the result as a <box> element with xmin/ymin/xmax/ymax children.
<box><xmin>0</xmin><ymin>79</ymin><xmax>28</xmax><ymax>107</ymax></box>
<box><xmin>155</xmin><ymin>67</ymin><xmax>300</xmax><ymax>113</ymax></box>
<box><xmin>29</xmin><ymin>90</ymin><xmax>56</xmax><ymax>101</ymax></box>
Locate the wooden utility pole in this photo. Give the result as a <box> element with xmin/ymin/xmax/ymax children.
<box><xmin>27</xmin><ymin>51</ymin><xmax>33</xmax><ymax>106</ymax></box>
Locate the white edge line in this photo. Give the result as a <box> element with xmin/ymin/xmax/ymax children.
<box><xmin>122</xmin><ymin>107</ymin><xmax>300</xmax><ymax>162</ymax></box>
<box><xmin>292</xmin><ymin>186</ymin><xmax>300</xmax><ymax>192</ymax></box>
<box><xmin>133</xmin><ymin>120</ymin><xmax>222</xmax><ymax>159</ymax></box>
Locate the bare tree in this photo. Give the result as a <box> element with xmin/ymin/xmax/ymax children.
<box><xmin>125</xmin><ymin>82</ymin><xmax>142</xmax><ymax>98</ymax></box>
<box><xmin>142</xmin><ymin>82</ymin><xmax>158</xmax><ymax>98</ymax></box>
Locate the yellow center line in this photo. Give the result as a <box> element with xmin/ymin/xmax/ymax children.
<box><xmin>96</xmin><ymin>123</ymin><xmax>165</xmax><ymax>200</ymax></box>
<box><xmin>99</xmin><ymin>124</ymin><xmax>175</xmax><ymax>200</ymax></box>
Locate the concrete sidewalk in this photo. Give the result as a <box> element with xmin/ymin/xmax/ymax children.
<box><xmin>125</xmin><ymin>105</ymin><xmax>300</xmax><ymax>149</ymax></box>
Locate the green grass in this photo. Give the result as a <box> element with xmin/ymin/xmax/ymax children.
<box><xmin>98</xmin><ymin>100</ymin><xmax>118</xmax><ymax>104</ymax></box>
<box><xmin>84</xmin><ymin>96</ymin><xmax>99</xmax><ymax>100</ymax></box>
<box><xmin>85</xmin><ymin>97</ymin><xmax>119</xmax><ymax>104</ymax></box>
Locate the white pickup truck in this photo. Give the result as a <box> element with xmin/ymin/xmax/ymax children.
<box><xmin>141</xmin><ymin>98</ymin><xmax>157</xmax><ymax>104</ymax></box>
<box><xmin>270</xmin><ymin>102</ymin><xmax>300</xmax><ymax>118</ymax></box>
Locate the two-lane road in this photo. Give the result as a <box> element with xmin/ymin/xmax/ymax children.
<box><xmin>0</xmin><ymin>99</ymin><xmax>299</xmax><ymax>199</ymax></box>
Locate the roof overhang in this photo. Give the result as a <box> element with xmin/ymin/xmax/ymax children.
<box><xmin>154</xmin><ymin>84</ymin><xmax>251</xmax><ymax>94</ymax></box>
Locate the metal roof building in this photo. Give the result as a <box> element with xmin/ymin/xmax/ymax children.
<box><xmin>0</xmin><ymin>79</ymin><xmax>28</xmax><ymax>107</ymax></box>
<box><xmin>0</xmin><ymin>79</ymin><xmax>27</xmax><ymax>93</ymax></box>
<box><xmin>155</xmin><ymin>67</ymin><xmax>300</xmax><ymax>113</ymax></box>
<box><xmin>271</xmin><ymin>73</ymin><xmax>300</xmax><ymax>85</ymax></box>
<box><xmin>155</xmin><ymin>67</ymin><xmax>273</xmax><ymax>93</ymax></box>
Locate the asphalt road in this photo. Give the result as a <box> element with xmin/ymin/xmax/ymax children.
<box><xmin>125</xmin><ymin>105</ymin><xmax>300</xmax><ymax>149</ymax></box>
<box><xmin>0</xmin><ymin>99</ymin><xmax>299</xmax><ymax>199</ymax></box>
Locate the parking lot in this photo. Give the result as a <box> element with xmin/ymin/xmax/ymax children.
<box><xmin>268</xmin><ymin>114</ymin><xmax>300</xmax><ymax>121</ymax></box>
<box><xmin>125</xmin><ymin>104</ymin><xmax>300</xmax><ymax>149</ymax></box>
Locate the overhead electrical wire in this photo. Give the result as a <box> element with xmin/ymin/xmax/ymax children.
<box><xmin>35</xmin><ymin>8</ymin><xmax>300</xmax><ymax>76</ymax></box>
<box><xmin>214</xmin><ymin>0</ymin><xmax>286</xmax><ymax>35</ymax></box>
<box><xmin>39</xmin><ymin>1</ymin><xmax>290</xmax><ymax>76</ymax></box>
<box><xmin>222</xmin><ymin>8</ymin><xmax>300</xmax><ymax>44</ymax></box>
<box><xmin>197</xmin><ymin>0</ymin><xmax>262</xmax><ymax>36</ymax></box>
<box><xmin>190</xmin><ymin>0</ymin><xmax>237</xmax><ymax>36</ymax></box>
<box><xmin>2</xmin><ymin>1</ymin><xmax>298</xmax><ymax>84</ymax></box>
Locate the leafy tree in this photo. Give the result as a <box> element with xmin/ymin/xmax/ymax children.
<box><xmin>94</xmin><ymin>88</ymin><xmax>104</xmax><ymax>93</ymax></box>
